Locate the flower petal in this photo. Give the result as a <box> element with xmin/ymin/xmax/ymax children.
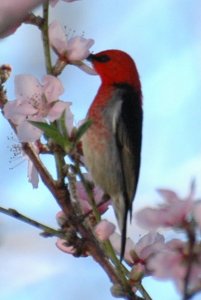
<box><xmin>94</xmin><ymin>220</ymin><xmax>116</xmax><ymax>241</ymax></box>
<box><xmin>42</xmin><ymin>75</ymin><xmax>64</xmax><ymax>102</ymax></box>
<box><xmin>17</xmin><ymin>120</ymin><xmax>42</xmax><ymax>142</ymax></box>
<box><xmin>56</xmin><ymin>239</ymin><xmax>76</xmax><ymax>254</ymax></box>
<box><xmin>109</xmin><ymin>233</ymin><xmax>135</xmax><ymax>262</ymax></box>
<box><xmin>67</xmin><ymin>36</ymin><xmax>94</xmax><ymax>61</ymax></box>
<box><xmin>15</xmin><ymin>74</ymin><xmax>42</xmax><ymax>101</ymax></box>
<box><xmin>64</xmin><ymin>102</ymin><xmax>74</xmax><ymax>134</ymax></box>
<box><xmin>48</xmin><ymin>100</ymin><xmax>70</xmax><ymax>122</ymax></box>
<box><xmin>136</xmin><ymin>184</ymin><xmax>194</xmax><ymax>229</ymax></box>
<box><xmin>28</xmin><ymin>159</ymin><xmax>39</xmax><ymax>188</ymax></box>
<box><xmin>48</xmin><ymin>21</ymin><xmax>68</xmax><ymax>55</ymax></box>
<box><xmin>135</xmin><ymin>232</ymin><xmax>165</xmax><ymax>260</ymax></box>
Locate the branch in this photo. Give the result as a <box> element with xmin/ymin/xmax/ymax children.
<box><xmin>0</xmin><ymin>206</ymin><xmax>64</xmax><ymax>238</ymax></box>
<box><xmin>23</xmin><ymin>13</ymin><xmax>44</xmax><ymax>28</ymax></box>
<box><xmin>21</xmin><ymin>142</ymin><xmax>130</xmax><ymax>296</ymax></box>
<box><xmin>52</xmin><ymin>58</ymin><xmax>67</xmax><ymax>76</ymax></box>
<box><xmin>41</xmin><ymin>2</ymin><xmax>52</xmax><ymax>74</ymax></box>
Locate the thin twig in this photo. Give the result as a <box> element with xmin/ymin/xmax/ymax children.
<box><xmin>23</xmin><ymin>13</ymin><xmax>44</xmax><ymax>28</ymax></box>
<box><xmin>52</xmin><ymin>58</ymin><xmax>67</xmax><ymax>76</ymax></box>
<box><xmin>135</xmin><ymin>283</ymin><xmax>153</xmax><ymax>300</ymax></box>
<box><xmin>41</xmin><ymin>2</ymin><xmax>52</xmax><ymax>74</ymax></box>
<box><xmin>0</xmin><ymin>206</ymin><xmax>64</xmax><ymax>238</ymax></box>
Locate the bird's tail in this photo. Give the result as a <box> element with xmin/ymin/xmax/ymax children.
<box><xmin>113</xmin><ymin>195</ymin><xmax>129</xmax><ymax>261</ymax></box>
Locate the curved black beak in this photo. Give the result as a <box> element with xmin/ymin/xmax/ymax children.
<box><xmin>86</xmin><ymin>53</ymin><xmax>95</xmax><ymax>61</ymax></box>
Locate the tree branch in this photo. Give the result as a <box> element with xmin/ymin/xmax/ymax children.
<box><xmin>41</xmin><ymin>2</ymin><xmax>52</xmax><ymax>74</ymax></box>
<box><xmin>0</xmin><ymin>206</ymin><xmax>64</xmax><ymax>238</ymax></box>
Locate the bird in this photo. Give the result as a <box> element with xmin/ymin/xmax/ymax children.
<box><xmin>82</xmin><ymin>49</ymin><xmax>143</xmax><ymax>260</ymax></box>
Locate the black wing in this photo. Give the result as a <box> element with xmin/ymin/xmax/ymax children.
<box><xmin>115</xmin><ymin>83</ymin><xmax>143</xmax><ymax>259</ymax></box>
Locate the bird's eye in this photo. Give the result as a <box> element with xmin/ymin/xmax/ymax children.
<box><xmin>95</xmin><ymin>54</ymin><xmax>111</xmax><ymax>63</ymax></box>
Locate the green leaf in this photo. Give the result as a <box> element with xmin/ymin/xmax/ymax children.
<box><xmin>29</xmin><ymin>120</ymin><xmax>55</xmax><ymax>132</ymax></box>
<box><xmin>29</xmin><ymin>120</ymin><xmax>66</xmax><ymax>149</ymax></box>
<box><xmin>56</xmin><ymin>110</ymin><xmax>68</xmax><ymax>138</ymax></box>
<box><xmin>75</xmin><ymin>119</ymin><xmax>92</xmax><ymax>143</ymax></box>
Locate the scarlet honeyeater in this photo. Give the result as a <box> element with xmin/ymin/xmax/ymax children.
<box><xmin>82</xmin><ymin>50</ymin><xmax>143</xmax><ymax>259</ymax></box>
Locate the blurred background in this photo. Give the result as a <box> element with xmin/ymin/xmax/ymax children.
<box><xmin>0</xmin><ymin>1</ymin><xmax>201</xmax><ymax>299</ymax></box>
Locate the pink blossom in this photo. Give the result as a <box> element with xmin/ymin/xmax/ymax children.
<box><xmin>110</xmin><ymin>231</ymin><xmax>165</xmax><ymax>265</ymax></box>
<box><xmin>109</xmin><ymin>233</ymin><xmax>136</xmax><ymax>263</ymax></box>
<box><xmin>4</xmin><ymin>74</ymin><xmax>73</xmax><ymax>142</ymax></box>
<box><xmin>147</xmin><ymin>238</ymin><xmax>201</xmax><ymax>292</ymax></box>
<box><xmin>56</xmin><ymin>239</ymin><xmax>76</xmax><ymax>254</ymax></box>
<box><xmin>56</xmin><ymin>175</ymin><xmax>111</xmax><ymax>219</ymax></box>
<box><xmin>48</xmin><ymin>21</ymin><xmax>94</xmax><ymax>62</ymax></box>
<box><xmin>147</xmin><ymin>239</ymin><xmax>186</xmax><ymax>279</ymax></box>
<box><xmin>66</xmin><ymin>37</ymin><xmax>94</xmax><ymax>61</ymax></box>
<box><xmin>76</xmin><ymin>174</ymin><xmax>111</xmax><ymax>214</ymax></box>
<box><xmin>134</xmin><ymin>232</ymin><xmax>165</xmax><ymax>262</ymax></box>
<box><xmin>23</xmin><ymin>142</ymin><xmax>40</xmax><ymax>188</ymax></box>
<box><xmin>65</xmin><ymin>104</ymin><xmax>74</xmax><ymax>135</ymax></box>
<box><xmin>136</xmin><ymin>183</ymin><xmax>195</xmax><ymax>229</ymax></box>
<box><xmin>94</xmin><ymin>220</ymin><xmax>115</xmax><ymax>241</ymax></box>
<box><xmin>50</xmin><ymin>0</ymin><xmax>79</xmax><ymax>7</ymax></box>
<box><xmin>27</xmin><ymin>155</ymin><xmax>39</xmax><ymax>188</ymax></box>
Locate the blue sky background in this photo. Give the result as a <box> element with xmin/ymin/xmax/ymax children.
<box><xmin>0</xmin><ymin>1</ymin><xmax>201</xmax><ymax>299</ymax></box>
